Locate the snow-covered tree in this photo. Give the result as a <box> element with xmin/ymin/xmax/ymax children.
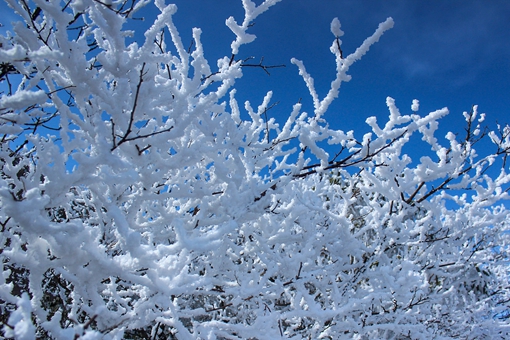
<box><xmin>1</xmin><ymin>0</ymin><xmax>509</xmax><ymax>339</ymax></box>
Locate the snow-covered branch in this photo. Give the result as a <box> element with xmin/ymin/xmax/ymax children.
<box><xmin>0</xmin><ymin>0</ymin><xmax>509</xmax><ymax>339</ymax></box>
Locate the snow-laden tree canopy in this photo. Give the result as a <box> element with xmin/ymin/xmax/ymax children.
<box><xmin>1</xmin><ymin>0</ymin><xmax>510</xmax><ymax>339</ymax></box>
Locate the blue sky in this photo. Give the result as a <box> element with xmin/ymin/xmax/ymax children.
<box><xmin>1</xmin><ymin>0</ymin><xmax>509</xmax><ymax>156</ymax></box>
<box><xmin>131</xmin><ymin>0</ymin><xmax>510</xmax><ymax>139</ymax></box>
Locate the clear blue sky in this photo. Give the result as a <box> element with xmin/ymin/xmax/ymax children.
<box><xmin>148</xmin><ymin>0</ymin><xmax>510</xmax><ymax>140</ymax></box>
<box><xmin>1</xmin><ymin>0</ymin><xmax>509</xmax><ymax>149</ymax></box>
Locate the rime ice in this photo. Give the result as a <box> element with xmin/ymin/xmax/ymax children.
<box><xmin>0</xmin><ymin>0</ymin><xmax>509</xmax><ymax>339</ymax></box>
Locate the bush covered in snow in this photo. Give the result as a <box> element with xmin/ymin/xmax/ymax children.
<box><xmin>1</xmin><ymin>0</ymin><xmax>509</xmax><ymax>339</ymax></box>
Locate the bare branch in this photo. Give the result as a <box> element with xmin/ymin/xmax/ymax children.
<box><xmin>241</xmin><ymin>56</ymin><xmax>286</xmax><ymax>76</ymax></box>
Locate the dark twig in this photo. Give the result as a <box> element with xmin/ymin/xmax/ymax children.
<box><xmin>112</xmin><ymin>63</ymin><xmax>147</xmax><ymax>150</ymax></box>
<box><xmin>187</xmin><ymin>39</ymin><xmax>195</xmax><ymax>54</ymax></box>
<box><xmin>241</xmin><ymin>56</ymin><xmax>285</xmax><ymax>76</ymax></box>
<box><xmin>295</xmin><ymin>130</ymin><xmax>407</xmax><ymax>178</ymax></box>
<box><xmin>91</xmin><ymin>0</ymin><xmax>138</xmax><ymax>17</ymax></box>
<box><xmin>135</xmin><ymin>144</ymin><xmax>151</xmax><ymax>155</ymax></box>
<box><xmin>0</xmin><ymin>217</ymin><xmax>11</xmax><ymax>232</ymax></box>
<box><xmin>335</xmin><ymin>36</ymin><xmax>343</xmax><ymax>59</ymax></box>
<box><xmin>263</xmin><ymin>101</ymin><xmax>279</xmax><ymax>143</ymax></box>
<box><xmin>129</xmin><ymin>127</ymin><xmax>174</xmax><ymax>143</ymax></box>
<box><xmin>205</xmin><ymin>302</ymin><xmax>233</xmax><ymax>313</ymax></box>
<box><xmin>403</xmin><ymin>182</ymin><xmax>425</xmax><ymax>205</ymax></box>
<box><xmin>151</xmin><ymin>322</ymin><xmax>161</xmax><ymax>340</ymax></box>
<box><xmin>154</xmin><ymin>29</ymin><xmax>172</xmax><ymax>79</ymax></box>
<box><xmin>296</xmin><ymin>262</ymin><xmax>303</xmax><ymax>280</ymax></box>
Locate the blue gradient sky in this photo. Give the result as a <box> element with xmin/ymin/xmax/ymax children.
<box><xmin>149</xmin><ymin>0</ymin><xmax>510</xmax><ymax>139</ymax></box>
<box><xmin>1</xmin><ymin>0</ymin><xmax>509</xmax><ymax>150</ymax></box>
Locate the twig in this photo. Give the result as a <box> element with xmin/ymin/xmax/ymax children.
<box><xmin>263</xmin><ymin>101</ymin><xmax>279</xmax><ymax>143</ymax></box>
<box><xmin>403</xmin><ymin>181</ymin><xmax>425</xmax><ymax>205</ymax></box>
<box><xmin>112</xmin><ymin>63</ymin><xmax>176</xmax><ymax>151</ymax></box>
<box><xmin>205</xmin><ymin>302</ymin><xmax>233</xmax><ymax>312</ymax></box>
<box><xmin>151</xmin><ymin>322</ymin><xmax>161</xmax><ymax>340</ymax></box>
<box><xmin>295</xmin><ymin>130</ymin><xmax>407</xmax><ymax>178</ymax></box>
<box><xmin>154</xmin><ymin>29</ymin><xmax>172</xmax><ymax>79</ymax></box>
<box><xmin>296</xmin><ymin>262</ymin><xmax>303</xmax><ymax>280</ymax></box>
<box><xmin>91</xmin><ymin>0</ymin><xmax>138</xmax><ymax>17</ymax></box>
<box><xmin>335</xmin><ymin>36</ymin><xmax>343</xmax><ymax>59</ymax></box>
<box><xmin>135</xmin><ymin>144</ymin><xmax>151</xmax><ymax>155</ymax></box>
<box><xmin>0</xmin><ymin>217</ymin><xmax>11</xmax><ymax>232</ymax></box>
<box><xmin>241</xmin><ymin>56</ymin><xmax>285</xmax><ymax>76</ymax></box>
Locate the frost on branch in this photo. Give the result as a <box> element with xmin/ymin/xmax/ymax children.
<box><xmin>226</xmin><ymin>0</ymin><xmax>283</xmax><ymax>55</ymax></box>
<box><xmin>1</xmin><ymin>0</ymin><xmax>510</xmax><ymax>339</ymax></box>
